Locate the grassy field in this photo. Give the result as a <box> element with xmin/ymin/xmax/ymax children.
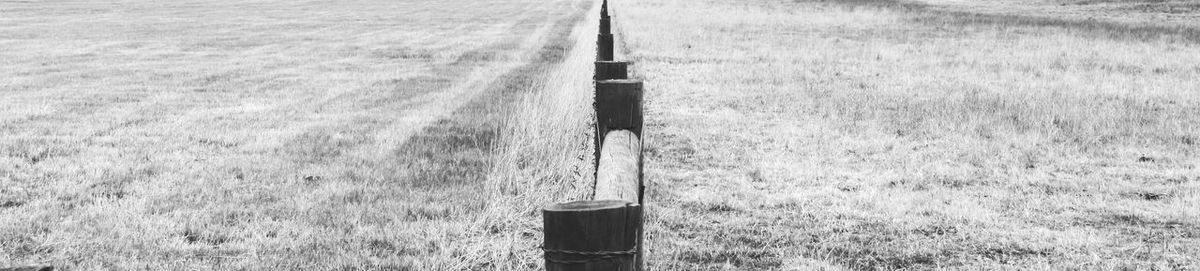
<box><xmin>611</xmin><ymin>0</ymin><xmax>1200</xmax><ymax>269</ymax></box>
<box><xmin>0</xmin><ymin>0</ymin><xmax>591</xmax><ymax>269</ymax></box>
<box><xmin>6</xmin><ymin>0</ymin><xmax>1199</xmax><ymax>269</ymax></box>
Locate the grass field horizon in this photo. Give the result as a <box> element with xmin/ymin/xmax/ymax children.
<box><xmin>3</xmin><ymin>0</ymin><xmax>1199</xmax><ymax>269</ymax></box>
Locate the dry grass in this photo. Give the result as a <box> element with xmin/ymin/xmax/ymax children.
<box><xmin>456</xmin><ymin>3</ymin><xmax>604</xmax><ymax>269</ymax></box>
<box><xmin>613</xmin><ymin>0</ymin><xmax>1200</xmax><ymax>269</ymax></box>
<box><xmin>6</xmin><ymin>0</ymin><xmax>1198</xmax><ymax>269</ymax></box>
<box><xmin>0</xmin><ymin>0</ymin><xmax>590</xmax><ymax>269</ymax></box>
<box><xmin>915</xmin><ymin>0</ymin><xmax>1200</xmax><ymax>27</ymax></box>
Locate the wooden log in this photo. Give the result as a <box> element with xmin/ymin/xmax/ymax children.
<box><xmin>591</xmin><ymin>80</ymin><xmax>647</xmax><ymax>270</ymax></box>
<box><xmin>593</xmin><ymin>79</ymin><xmax>643</xmax><ymax>181</ymax></box>
<box><xmin>595</xmin><ymin>129</ymin><xmax>644</xmax><ymax>252</ymax></box>
<box><xmin>594</xmin><ymin>61</ymin><xmax>628</xmax><ymax>81</ymax></box>
<box><xmin>597</xmin><ymin>33</ymin><xmax>614</xmax><ymax>61</ymax></box>
<box><xmin>600</xmin><ymin>17</ymin><xmax>611</xmax><ymax>35</ymax></box>
<box><xmin>595</xmin><ymin>130</ymin><xmax>641</xmax><ymax>202</ymax></box>
<box><xmin>543</xmin><ymin>200</ymin><xmax>642</xmax><ymax>271</ymax></box>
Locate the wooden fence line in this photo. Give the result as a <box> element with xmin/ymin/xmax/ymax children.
<box><xmin>597</xmin><ymin>0</ymin><xmax>614</xmax><ymax>62</ymax></box>
<box><xmin>543</xmin><ymin>0</ymin><xmax>647</xmax><ymax>270</ymax></box>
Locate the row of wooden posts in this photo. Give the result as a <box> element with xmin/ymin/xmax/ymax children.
<box><xmin>542</xmin><ymin>0</ymin><xmax>647</xmax><ymax>270</ymax></box>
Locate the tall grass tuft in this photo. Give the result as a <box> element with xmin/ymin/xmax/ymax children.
<box><xmin>440</xmin><ymin>2</ymin><xmax>600</xmax><ymax>270</ymax></box>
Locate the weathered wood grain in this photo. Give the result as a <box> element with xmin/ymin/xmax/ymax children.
<box><xmin>595</xmin><ymin>130</ymin><xmax>641</xmax><ymax>202</ymax></box>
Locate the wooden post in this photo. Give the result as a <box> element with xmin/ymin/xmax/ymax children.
<box><xmin>600</xmin><ymin>17</ymin><xmax>611</xmax><ymax>35</ymax></box>
<box><xmin>594</xmin><ymin>61</ymin><xmax>628</xmax><ymax>81</ymax></box>
<box><xmin>597</xmin><ymin>33</ymin><xmax>614</xmax><ymax>61</ymax></box>
<box><xmin>543</xmin><ymin>200</ymin><xmax>642</xmax><ymax>271</ymax></box>
<box><xmin>594</xmin><ymin>79</ymin><xmax>643</xmax><ymax>140</ymax></box>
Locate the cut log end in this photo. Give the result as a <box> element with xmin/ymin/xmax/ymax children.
<box><xmin>543</xmin><ymin>199</ymin><xmax>629</xmax><ymax>212</ymax></box>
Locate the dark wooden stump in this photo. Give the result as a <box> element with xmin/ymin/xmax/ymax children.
<box><xmin>597</xmin><ymin>34</ymin><xmax>614</xmax><ymax>61</ymax></box>
<box><xmin>600</xmin><ymin>17</ymin><xmax>611</xmax><ymax>35</ymax></box>
<box><xmin>543</xmin><ymin>200</ymin><xmax>642</xmax><ymax>271</ymax></box>
<box><xmin>594</xmin><ymin>61</ymin><xmax>628</xmax><ymax>81</ymax></box>
<box><xmin>594</xmin><ymin>79</ymin><xmax>643</xmax><ymax>140</ymax></box>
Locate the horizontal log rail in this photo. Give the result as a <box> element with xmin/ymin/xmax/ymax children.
<box><xmin>594</xmin><ymin>130</ymin><xmax>641</xmax><ymax>202</ymax></box>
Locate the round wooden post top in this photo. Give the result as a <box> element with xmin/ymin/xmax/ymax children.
<box><xmin>544</xmin><ymin>200</ymin><xmax>634</xmax><ymax>212</ymax></box>
<box><xmin>596</xmin><ymin>79</ymin><xmax>641</xmax><ymax>84</ymax></box>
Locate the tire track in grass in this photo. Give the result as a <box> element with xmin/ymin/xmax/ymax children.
<box><xmin>214</xmin><ymin>0</ymin><xmax>588</xmax><ymax>268</ymax></box>
<box><xmin>394</xmin><ymin>20</ymin><xmax>584</xmax><ymax>189</ymax></box>
<box><xmin>265</xmin><ymin>1</ymin><xmax>590</xmax><ymax>268</ymax></box>
<box><xmin>0</xmin><ymin>0</ymin><xmax>516</xmax><ymax>175</ymax></box>
<box><xmin>225</xmin><ymin>0</ymin><xmax>559</xmax><ymax>164</ymax></box>
<box><xmin>267</xmin><ymin>0</ymin><xmax>576</xmax><ymax>170</ymax></box>
<box><xmin>393</xmin><ymin>0</ymin><xmax>589</xmax><ymax>188</ymax></box>
<box><xmin>0</xmin><ymin>0</ymin><xmax>531</xmax><ymax>143</ymax></box>
<box><xmin>0</xmin><ymin>0</ymin><xmax>588</xmax><ymax>268</ymax></box>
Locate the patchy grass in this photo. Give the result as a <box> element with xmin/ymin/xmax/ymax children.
<box><xmin>0</xmin><ymin>0</ymin><xmax>590</xmax><ymax>269</ymax></box>
<box><xmin>615</xmin><ymin>0</ymin><xmax>1200</xmax><ymax>269</ymax></box>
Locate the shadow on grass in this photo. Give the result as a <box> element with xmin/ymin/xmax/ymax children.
<box><xmin>393</xmin><ymin>5</ymin><xmax>583</xmax><ymax>189</ymax></box>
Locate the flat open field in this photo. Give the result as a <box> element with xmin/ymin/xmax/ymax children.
<box><xmin>0</xmin><ymin>0</ymin><xmax>592</xmax><ymax>269</ymax></box>
<box><xmin>5</xmin><ymin>0</ymin><xmax>1200</xmax><ymax>270</ymax></box>
<box><xmin>612</xmin><ymin>0</ymin><xmax>1200</xmax><ymax>269</ymax></box>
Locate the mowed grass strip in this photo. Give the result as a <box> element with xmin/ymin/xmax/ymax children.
<box><xmin>0</xmin><ymin>0</ymin><xmax>588</xmax><ymax>269</ymax></box>
<box><xmin>615</xmin><ymin>0</ymin><xmax>1200</xmax><ymax>269</ymax></box>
